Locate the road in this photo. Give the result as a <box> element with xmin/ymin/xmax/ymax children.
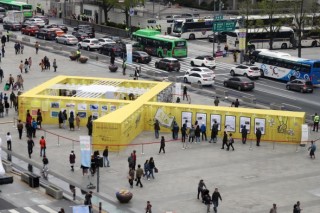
<box><xmin>4</xmin><ymin>18</ymin><xmax>320</xmax><ymax>119</ymax></box>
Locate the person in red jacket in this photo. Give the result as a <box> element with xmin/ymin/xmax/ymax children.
<box><xmin>39</xmin><ymin>136</ymin><xmax>46</xmax><ymax>157</ymax></box>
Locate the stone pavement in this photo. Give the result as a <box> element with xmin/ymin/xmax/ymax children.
<box><xmin>1</xmin><ymin>39</ymin><xmax>320</xmax><ymax>213</ymax></box>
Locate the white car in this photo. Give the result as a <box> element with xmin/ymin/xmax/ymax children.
<box><xmin>25</xmin><ymin>18</ymin><xmax>45</xmax><ymax>27</ymax></box>
<box><xmin>78</xmin><ymin>38</ymin><xmax>101</xmax><ymax>51</ymax></box>
<box><xmin>185</xmin><ymin>67</ymin><xmax>215</xmax><ymax>78</ymax></box>
<box><xmin>56</xmin><ymin>34</ymin><xmax>78</xmax><ymax>45</ymax></box>
<box><xmin>190</xmin><ymin>55</ymin><xmax>216</xmax><ymax>68</ymax></box>
<box><xmin>230</xmin><ymin>65</ymin><xmax>261</xmax><ymax>79</ymax></box>
<box><xmin>183</xmin><ymin>72</ymin><xmax>215</xmax><ymax>86</ymax></box>
<box><xmin>98</xmin><ymin>38</ymin><xmax>116</xmax><ymax>45</ymax></box>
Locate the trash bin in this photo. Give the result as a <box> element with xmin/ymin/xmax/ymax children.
<box><xmin>28</xmin><ymin>173</ymin><xmax>40</xmax><ymax>188</ymax></box>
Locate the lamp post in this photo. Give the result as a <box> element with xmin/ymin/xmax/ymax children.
<box><xmin>212</xmin><ymin>0</ymin><xmax>216</xmax><ymax>57</ymax></box>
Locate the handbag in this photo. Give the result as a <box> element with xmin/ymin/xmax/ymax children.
<box><xmin>154</xmin><ymin>167</ymin><xmax>158</xmax><ymax>173</ymax></box>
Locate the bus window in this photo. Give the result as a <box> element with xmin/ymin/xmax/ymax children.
<box><xmin>300</xmin><ymin>64</ymin><xmax>311</xmax><ymax>73</ymax></box>
<box><xmin>22</xmin><ymin>5</ymin><xmax>32</xmax><ymax>10</ymax></box>
<box><xmin>313</xmin><ymin>62</ymin><xmax>320</xmax><ymax>68</ymax></box>
<box><xmin>147</xmin><ymin>20</ymin><xmax>156</xmax><ymax>24</ymax></box>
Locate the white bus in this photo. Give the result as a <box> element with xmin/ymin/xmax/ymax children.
<box><xmin>171</xmin><ymin>18</ymin><xmax>214</xmax><ymax>39</ymax></box>
<box><xmin>226</xmin><ymin>26</ymin><xmax>295</xmax><ymax>51</ymax></box>
<box><xmin>299</xmin><ymin>27</ymin><xmax>320</xmax><ymax>47</ymax></box>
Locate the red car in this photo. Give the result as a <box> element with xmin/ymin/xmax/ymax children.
<box><xmin>21</xmin><ymin>25</ymin><xmax>39</xmax><ymax>36</ymax></box>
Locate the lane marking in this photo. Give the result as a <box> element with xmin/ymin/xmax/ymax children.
<box><xmin>8</xmin><ymin>210</ymin><xmax>20</xmax><ymax>213</ymax></box>
<box><xmin>38</xmin><ymin>205</ymin><xmax>58</xmax><ymax>213</ymax></box>
<box><xmin>24</xmin><ymin>207</ymin><xmax>39</xmax><ymax>213</ymax></box>
<box><xmin>281</xmin><ymin>103</ymin><xmax>302</xmax><ymax>109</ymax></box>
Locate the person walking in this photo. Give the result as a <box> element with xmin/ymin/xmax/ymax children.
<box><xmin>28</xmin><ymin>57</ymin><xmax>32</xmax><ymax>70</ymax></box>
<box><xmin>145</xmin><ymin>201</ymin><xmax>152</xmax><ymax>213</ymax></box>
<box><xmin>0</xmin><ymin>67</ymin><xmax>3</xmax><ymax>83</ymax></box>
<box><xmin>69</xmin><ymin>150</ymin><xmax>76</xmax><ymax>171</ymax></box>
<box><xmin>1</xmin><ymin>45</ymin><xmax>5</xmax><ymax>58</ymax></box>
<box><xmin>0</xmin><ymin>101</ymin><xmax>4</xmax><ymax>118</ymax></box>
<box><xmin>195</xmin><ymin>125</ymin><xmax>201</xmax><ymax>143</ymax></box>
<box><xmin>308</xmin><ymin>140</ymin><xmax>316</xmax><ymax>159</ymax></box>
<box><xmin>204</xmin><ymin>190</ymin><xmax>211</xmax><ymax>213</ymax></box>
<box><xmin>84</xmin><ymin>191</ymin><xmax>93</xmax><ymax>213</ymax></box>
<box><xmin>241</xmin><ymin>125</ymin><xmax>248</xmax><ymax>144</ymax></box>
<box><xmin>36</xmin><ymin>109</ymin><xmax>42</xmax><ymax>129</ymax></box>
<box><xmin>183</xmin><ymin>85</ymin><xmax>188</xmax><ymax>101</ymax></box>
<box><xmin>17</xmin><ymin>75</ymin><xmax>24</xmax><ymax>90</ymax></box>
<box><xmin>58</xmin><ymin>110</ymin><xmax>63</xmax><ymax>128</ymax></box>
<box><xmin>1</xmin><ymin>35</ymin><xmax>6</xmax><ymax>47</ymax></box>
<box><xmin>39</xmin><ymin>136</ymin><xmax>46</xmax><ymax>157</ymax></box>
<box><xmin>147</xmin><ymin>157</ymin><xmax>155</xmax><ymax>180</ymax></box>
<box><xmin>32</xmin><ymin>118</ymin><xmax>37</xmax><ymax>138</ymax></box>
<box><xmin>62</xmin><ymin>110</ymin><xmax>67</xmax><ymax>129</ymax></box>
<box><xmin>87</xmin><ymin>115</ymin><xmax>93</xmax><ymax>136</ymax></box>
<box><xmin>69</xmin><ymin>111</ymin><xmax>75</xmax><ymax>131</ymax></box>
<box><xmin>159</xmin><ymin>136</ymin><xmax>165</xmax><ymax>154</ymax></box>
<box><xmin>200</xmin><ymin>122</ymin><xmax>207</xmax><ymax>141</ymax></box>
<box><xmin>234</xmin><ymin>99</ymin><xmax>240</xmax><ymax>107</ymax></box>
<box><xmin>10</xmin><ymin>92</ymin><xmax>16</xmax><ymax>108</ymax></box>
<box><xmin>214</xmin><ymin>97</ymin><xmax>219</xmax><ymax>106</ymax></box>
<box><xmin>227</xmin><ymin>133</ymin><xmax>235</xmax><ymax>151</ymax></box>
<box><xmin>35</xmin><ymin>41</ymin><xmax>40</xmax><ymax>54</ymax></box>
<box><xmin>128</xmin><ymin>167</ymin><xmax>134</xmax><ymax>188</ymax></box>
<box><xmin>188</xmin><ymin>125</ymin><xmax>195</xmax><ymax>144</ymax></box>
<box><xmin>212</xmin><ymin>188</ymin><xmax>222</xmax><ymax>213</ymax></box>
<box><xmin>197</xmin><ymin>179</ymin><xmax>206</xmax><ymax>200</ymax></box>
<box><xmin>76</xmin><ymin>113</ymin><xmax>81</xmax><ymax>130</ymax></box>
<box><xmin>269</xmin><ymin>203</ymin><xmax>277</xmax><ymax>213</ymax></box>
<box><xmin>293</xmin><ymin>201</ymin><xmax>302</xmax><ymax>213</ymax></box>
<box><xmin>24</xmin><ymin>59</ymin><xmax>29</xmax><ymax>73</ymax></box>
<box><xmin>4</xmin><ymin>100</ymin><xmax>9</xmax><ymax>116</ymax></box>
<box><xmin>17</xmin><ymin>119</ymin><xmax>23</xmax><ymax>140</ymax></box>
<box><xmin>313</xmin><ymin>113</ymin><xmax>319</xmax><ymax>132</ymax></box>
<box><xmin>8</xmin><ymin>74</ymin><xmax>14</xmax><ymax>89</ymax></box>
<box><xmin>122</xmin><ymin>60</ymin><xmax>127</xmax><ymax>75</ymax></box>
<box><xmin>53</xmin><ymin>59</ymin><xmax>57</xmax><ymax>72</ymax></box>
<box><xmin>27</xmin><ymin>137</ymin><xmax>35</xmax><ymax>158</ymax></box>
<box><xmin>210</xmin><ymin>120</ymin><xmax>219</xmax><ymax>143</ymax></box>
<box><xmin>103</xmin><ymin>146</ymin><xmax>110</xmax><ymax>167</ymax></box>
<box><xmin>172</xmin><ymin>121</ymin><xmax>179</xmax><ymax>140</ymax></box>
<box><xmin>181</xmin><ymin>122</ymin><xmax>187</xmax><ymax>147</ymax></box>
<box><xmin>135</xmin><ymin>164</ymin><xmax>143</xmax><ymax>187</ymax></box>
<box><xmin>256</xmin><ymin>127</ymin><xmax>262</xmax><ymax>146</ymax></box>
<box><xmin>20</xmin><ymin>43</ymin><xmax>24</xmax><ymax>54</ymax></box>
<box><xmin>154</xmin><ymin>119</ymin><xmax>160</xmax><ymax>139</ymax></box>
<box><xmin>18</xmin><ymin>61</ymin><xmax>23</xmax><ymax>73</ymax></box>
<box><xmin>6</xmin><ymin>132</ymin><xmax>12</xmax><ymax>151</ymax></box>
<box><xmin>134</xmin><ymin>67</ymin><xmax>139</xmax><ymax>79</ymax></box>
<box><xmin>6</xmin><ymin>30</ymin><xmax>10</xmax><ymax>42</ymax></box>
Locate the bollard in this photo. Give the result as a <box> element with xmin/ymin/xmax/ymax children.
<box><xmin>141</xmin><ymin>144</ymin><xmax>144</xmax><ymax>155</ymax></box>
<box><xmin>99</xmin><ymin>202</ymin><xmax>102</xmax><ymax>213</ymax></box>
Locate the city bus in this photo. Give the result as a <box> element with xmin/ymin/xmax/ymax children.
<box><xmin>132</xmin><ymin>29</ymin><xmax>188</xmax><ymax>58</ymax></box>
<box><xmin>0</xmin><ymin>0</ymin><xmax>33</xmax><ymax>18</ymax></box>
<box><xmin>226</xmin><ymin>26</ymin><xmax>295</xmax><ymax>51</ymax></box>
<box><xmin>299</xmin><ymin>27</ymin><xmax>320</xmax><ymax>47</ymax></box>
<box><xmin>251</xmin><ymin>49</ymin><xmax>320</xmax><ymax>85</ymax></box>
<box><xmin>171</xmin><ymin>18</ymin><xmax>215</xmax><ymax>39</ymax></box>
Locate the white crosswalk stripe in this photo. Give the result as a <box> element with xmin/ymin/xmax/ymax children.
<box><xmin>6</xmin><ymin>205</ymin><xmax>57</xmax><ymax>213</ymax></box>
<box><xmin>38</xmin><ymin>205</ymin><xmax>57</xmax><ymax>213</ymax></box>
<box><xmin>23</xmin><ymin>207</ymin><xmax>39</xmax><ymax>213</ymax></box>
<box><xmin>8</xmin><ymin>210</ymin><xmax>20</xmax><ymax>213</ymax></box>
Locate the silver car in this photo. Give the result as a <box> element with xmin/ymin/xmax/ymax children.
<box><xmin>56</xmin><ymin>34</ymin><xmax>78</xmax><ymax>45</ymax></box>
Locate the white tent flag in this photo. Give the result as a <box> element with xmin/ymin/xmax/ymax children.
<box><xmin>0</xmin><ymin>138</ymin><xmax>5</xmax><ymax>176</ymax></box>
<box><xmin>72</xmin><ymin>205</ymin><xmax>89</xmax><ymax>213</ymax></box>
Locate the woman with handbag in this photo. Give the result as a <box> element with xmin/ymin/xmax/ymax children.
<box><xmin>147</xmin><ymin>157</ymin><xmax>155</xmax><ymax>180</ymax></box>
<box><xmin>128</xmin><ymin>168</ymin><xmax>135</xmax><ymax>188</ymax></box>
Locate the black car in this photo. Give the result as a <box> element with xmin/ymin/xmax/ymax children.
<box><xmin>74</xmin><ymin>25</ymin><xmax>95</xmax><ymax>38</ymax></box>
<box><xmin>76</xmin><ymin>29</ymin><xmax>95</xmax><ymax>38</ymax></box>
<box><xmin>3</xmin><ymin>21</ymin><xmax>22</xmax><ymax>31</ymax></box>
<box><xmin>35</xmin><ymin>29</ymin><xmax>56</xmax><ymax>40</ymax></box>
<box><xmin>132</xmin><ymin>51</ymin><xmax>151</xmax><ymax>64</ymax></box>
<box><xmin>47</xmin><ymin>24</ymin><xmax>68</xmax><ymax>33</ymax></box>
<box><xmin>155</xmin><ymin>58</ymin><xmax>180</xmax><ymax>72</ymax></box>
<box><xmin>223</xmin><ymin>77</ymin><xmax>255</xmax><ymax>91</ymax></box>
<box><xmin>99</xmin><ymin>43</ymin><xmax>125</xmax><ymax>57</ymax></box>
<box><xmin>72</xmin><ymin>31</ymin><xmax>89</xmax><ymax>41</ymax></box>
<box><xmin>286</xmin><ymin>79</ymin><xmax>313</xmax><ymax>93</ymax></box>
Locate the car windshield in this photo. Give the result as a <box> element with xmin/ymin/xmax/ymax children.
<box><xmin>250</xmin><ymin>67</ymin><xmax>260</xmax><ymax>70</ymax></box>
<box><xmin>204</xmin><ymin>56</ymin><xmax>214</xmax><ymax>60</ymax></box>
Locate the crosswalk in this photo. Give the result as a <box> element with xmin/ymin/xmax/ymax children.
<box><xmin>2</xmin><ymin>205</ymin><xmax>58</xmax><ymax>213</ymax></box>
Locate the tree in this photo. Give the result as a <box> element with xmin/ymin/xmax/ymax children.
<box><xmin>100</xmin><ymin>0</ymin><xmax>117</xmax><ymax>23</ymax></box>
<box><xmin>290</xmin><ymin>0</ymin><xmax>306</xmax><ymax>57</ymax></box>
<box><xmin>238</xmin><ymin>0</ymin><xmax>256</xmax><ymax>52</ymax></box>
<box><xmin>116</xmin><ymin>0</ymin><xmax>144</xmax><ymax>28</ymax></box>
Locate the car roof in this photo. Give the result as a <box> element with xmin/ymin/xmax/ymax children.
<box><xmin>230</xmin><ymin>76</ymin><xmax>253</xmax><ymax>81</ymax></box>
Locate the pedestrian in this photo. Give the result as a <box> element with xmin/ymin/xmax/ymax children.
<box><xmin>122</xmin><ymin>60</ymin><xmax>127</xmax><ymax>75</ymax></box>
<box><xmin>134</xmin><ymin>66</ymin><xmax>139</xmax><ymax>79</ymax></box>
<box><xmin>233</xmin><ymin>51</ymin><xmax>237</xmax><ymax>63</ymax></box>
<box><xmin>159</xmin><ymin>136</ymin><xmax>165</xmax><ymax>154</ymax></box>
<box><xmin>181</xmin><ymin>122</ymin><xmax>187</xmax><ymax>146</ymax></box>
<box><xmin>172</xmin><ymin>121</ymin><xmax>179</xmax><ymax>139</ymax></box>
<box><xmin>32</xmin><ymin>118</ymin><xmax>37</xmax><ymax>138</ymax></box>
<box><xmin>128</xmin><ymin>167</ymin><xmax>134</xmax><ymax>188</ymax></box>
<box><xmin>0</xmin><ymin>101</ymin><xmax>3</xmax><ymax>118</ymax></box>
<box><xmin>227</xmin><ymin>133</ymin><xmax>235</xmax><ymax>151</ymax></box>
<box><xmin>269</xmin><ymin>203</ymin><xmax>277</xmax><ymax>213</ymax></box>
<box><xmin>17</xmin><ymin>119</ymin><xmax>23</xmax><ymax>139</ymax></box>
<box><xmin>36</xmin><ymin>109</ymin><xmax>42</xmax><ymax>129</ymax></box>
<box><xmin>143</xmin><ymin>160</ymin><xmax>149</xmax><ymax>178</ymax></box>
<box><xmin>39</xmin><ymin>136</ymin><xmax>46</xmax><ymax>157</ymax></box>
<box><xmin>24</xmin><ymin>59</ymin><xmax>29</xmax><ymax>73</ymax></box>
<box><xmin>8</xmin><ymin>74</ymin><xmax>14</xmax><ymax>89</ymax></box>
<box><xmin>241</xmin><ymin>125</ymin><xmax>248</xmax><ymax>144</ymax></box>
<box><xmin>147</xmin><ymin>157</ymin><xmax>155</xmax><ymax>180</ymax></box>
<box><xmin>135</xmin><ymin>164</ymin><xmax>143</xmax><ymax>187</ymax></box>
<box><xmin>62</xmin><ymin>109</ymin><xmax>67</xmax><ymax>128</ymax></box>
<box><xmin>154</xmin><ymin>119</ymin><xmax>160</xmax><ymax>139</ymax></box>
<box><xmin>39</xmin><ymin>59</ymin><xmax>44</xmax><ymax>71</ymax></box>
<box><xmin>210</xmin><ymin>120</ymin><xmax>219</xmax><ymax>143</ymax></box>
<box><xmin>183</xmin><ymin>85</ymin><xmax>188</xmax><ymax>101</ymax></box>
<box><xmin>214</xmin><ymin>97</ymin><xmax>219</xmax><ymax>106</ymax></box>
<box><xmin>14</xmin><ymin>42</ymin><xmax>19</xmax><ymax>55</ymax></box>
<box><xmin>128</xmin><ymin>153</ymin><xmax>134</xmax><ymax>169</ymax></box>
<box><xmin>17</xmin><ymin>75</ymin><xmax>24</xmax><ymax>90</ymax></box>
<box><xmin>211</xmin><ymin>188</ymin><xmax>222</xmax><ymax>213</ymax></box>
<box><xmin>313</xmin><ymin>112</ymin><xmax>319</xmax><ymax>132</ymax></box>
<box><xmin>224</xmin><ymin>44</ymin><xmax>229</xmax><ymax>56</ymax></box>
<box><xmin>2</xmin><ymin>45</ymin><xmax>5</xmax><ymax>58</ymax></box>
<box><xmin>103</xmin><ymin>146</ymin><xmax>110</xmax><ymax>167</ymax></box>
<box><xmin>58</xmin><ymin>110</ymin><xmax>63</xmax><ymax>128</ymax></box>
<box><xmin>4</xmin><ymin>100</ymin><xmax>9</xmax><ymax>116</ymax></box>
<box><xmin>18</xmin><ymin>60</ymin><xmax>23</xmax><ymax>73</ymax></box>
<box><xmin>256</xmin><ymin>127</ymin><xmax>262</xmax><ymax>146</ymax></box>
<box><xmin>203</xmin><ymin>190</ymin><xmax>211</xmax><ymax>213</ymax></box>
<box><xmin>197</xmin><ymin>179</ymin><xmax>206</xmax><ymax>200</ymax></box>
<box><xmin>35</xmin><ymin>41</ymin><xmax>40</xmax><ymax>54</ymax></box>
<box><xmin>0</xmin><ymin>67</ymin><xmax>3</xmax><ymax>83</ymax></box>
<box><xmin>6</xmin><ymin>30</ymin><xmax>10</xmax><ymax>42</ymax></box>
<box><xmin>234</xmin><ymin>98</ymin><xmax>240</xmax><ymax>107</ymax></box>
<box><xmin>145</xmin><ymin>201</ymin><xmax>152</xmax><ymax>213</ymax></box>
<box><xmin>10</xmin><ymin>92</ymin><xmax>16</xmax><ymax>108</ymax></box>
<box><xmin>69</xmin><ymin>150</ymin><xmax>76</xmax><ymax>171</ymax></box>
<box><xmin>132</xmin><ymin>150</ymin><xmax>137</xmax><ymax>170</ymax></box>
<box><xmin>58</xmin><ymin>208</ymin><xmax>65</xmax><ymax>213</ymax></box>
<box><xmin>28</xmin><ymin>57</ymin><xmax>32</xmax><ymax>69</ymax></box>
<box><xmin>53</xmin><ymin>59</ymin><xmax>57</xmax><ymax>72</ymax></box>
<box><xmin>26</xmin><ymin>111</ymin><xmax>33</xmax><ymax>138</ymax></box>
<box><xmin>27</xmin><ymin>137</ymin><xmax>35</xmax><ymax>158</ymax></box>
<box><xmin>6</xmin><ymin>132</ymin><xmax>12</xmax><ymax>151</ymax></box>
<box><xmin>20</xmin><ymin>43</ymin><xmax>24</xmax><ymax>54</ymax></box>
<box><xmin>1</xmin><ymin>35</ymin><xmax>6</xmax><ymax>47</ymax></box>
<box><xmin>84</xmin><ymin>191</ymin><xmax>93</xmax><ymax>213</ymax></box>
<box><xmin>47</xmin><ymin>59</ymin><xmax>51</xmax><ymax>70</ymax></box>
<box><xmin>195</xmin><ymin>125</ymin><xmax>201</xmax><ymax>143</ymax></box>
<box><xmin>69</xmin><ymin>111</ymin><xmax>75</xmax><ymax>131</ymax></box>
<box><xmin>86</xmin><ymin>115</ymin><xmax>93</xmax><ymax>136</ymax></box>
<box><xmin>293</xmin><ymin>201</ymin><xmax>302</xmax><ymax>213</ymax></box>
<box><xmin>188</xmin><ymin>125</ymin><xmax>195</xmax><ymax>144</ymax></box>
<box><xmin>308</xmin><ymin>140</ymin><xmax>316</xmax><ymax>159</ymax></box>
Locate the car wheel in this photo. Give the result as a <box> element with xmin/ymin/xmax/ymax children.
<box><xmin>223</xmin><ymin>82</ymin><xmax>228</xmax><ymax>87</ymax></box>
<box><xmin>198</xmin><ymin>81</ymin><xmax>202</xmax><ymax>85</ymax></box>
<box><xmin>87</xmin><ymin>46</ymin><xmax>90</xmax><ymax>51</ymax></box>
<box><xmin>189</xmin><ymin>34</ymin><xmax>195</xmax><ymax>40</ymax></box>
<box><xmin>230</xmin><ymin>70</ymin><xmax>235</xmax><ymax>76</ymax></box>
<box><xmin>286</xmin><ymin>85</ymin><xmax>290</xmax><ymax>90</ymax></box>
<box><xmin>135</xmin><ymin>58</ymin><xmax>139</xmax><ymax>63</ymax></box>
<box><xmin>312</xmin><ymin>41</ymin><xmax>317</xmax><ymax>47</ymax></box>
<box><xmin>238</xmin><ymin>86</ymin><xmax>242</xmax><ymax>91</ymax></box>
<box><xmin>260</xmin><ymin>69</ymin><xmax>264</xmax><ymax>77</ymax></box>
<box><xmin>190</xmin><ymin>61</ymin><xmax>194</xmax><ymax>66</ymax></box>
<box><xmin>201</xmin><ymin>63</ymin><xmax>205</xmax><ymax>67</ymax></box>
<box><xmin>244</xmin><ymin>73</ymin><xmax>248</xmax><ymax>77</ymax></box>
<box><xmin>184</xmin><ymin>77</ymin><xmax>188</xmax><ymax>83</ymax></box>
<box><xmin>281</xmin><ymin>43</ymin><xmax>287</xmax><ymax>49</ymax></box>
<box><xmin>155</xmin><ymin>62</ymin><xmax>159</xmax><ymax>68</ymax></box>
<box><xmin>166</xmin><ymin>66</ymin><xmax>170</xmax><ymax>71</ymax></box>
<box><xmin>99</xmin><ymin>49</ymin><xmax>103</xmax><ymax>54</ymax></box>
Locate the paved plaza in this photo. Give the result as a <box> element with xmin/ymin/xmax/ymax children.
<box><xmin>0</xmin><ymin>39</ymin><xmax>320</xmax><ymax>213</ymax></box>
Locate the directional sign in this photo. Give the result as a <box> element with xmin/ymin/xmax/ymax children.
<box><xmin>214</xmin><ymin>15</ymin><xmax>223</xmax><ymax>20</ymax></box>
<box><xmin>212</xmin><ymin>20</ymin><xmax>236</xmax><ymax>32</ymax></box>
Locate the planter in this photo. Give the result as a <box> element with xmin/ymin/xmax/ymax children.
<box><xmin>116</xmin><ymin>190</ymin><xmax>133</xmax><ymax>203</ymax></box>
<box><xmin>109</xmin><ymin>64</ymin><xmax>118</xmax><ymax>72</ymax></box>
<box><xmin>79</xmin><ymin>56</ymin><xmax>88</xmax><ymax>63</ymax></box>
<box><xmin>69</xmin><ymin>55</ymin><xmax>77</xmax><ymax>61</ymax></box>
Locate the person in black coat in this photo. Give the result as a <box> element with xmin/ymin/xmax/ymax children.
<box><xmin>159</xmin><ymin>136</ymin><xmax>165</xmax><ymax>154</ymax></box>
<box><xmin>87</xmin><ymin>115</ymin><xmax>93</xmax><ymax>136</ymax></box>
<box><xmin>212</xmin><ymin>188</ymin><xmax>222</xmax><ymax>213</ymax></box>
<box><xmin>241</xmin><ymin>125</ymin><xmax>248</xmax><ymax>144</ymax></box>
<box><xmin>256</xmin><ymin>128</ymin><xmax>262</xmax><ymax>146</ymax></box>
<box><xmin>27</xmin><ymin>137</ymin><xmax>34</xmax><ymax>158</ymax></box>
<box><xmin>221</xmin><ymin>131</ymin><xmax>228</xmax><ymax>149</ymax></box>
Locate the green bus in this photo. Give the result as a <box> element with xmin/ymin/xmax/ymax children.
<box><xmin>0</xmin><ymin>0</ymin><xmax>33</xmax><ymax>18</ymax></box>
<box><xmin>132</xmin><ymin>29</ymin><xmax>188</xmax><ymax>58</ymax></box>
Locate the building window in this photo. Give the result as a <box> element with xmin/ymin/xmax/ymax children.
<box><xmin>84</xmin><ymin>9</ymin><xmax>92</xmax><ymax>16</ymax></box>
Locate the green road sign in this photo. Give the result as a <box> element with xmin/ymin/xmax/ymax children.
<box><xmin>214</xmin><ymin>15</ymin><xmax>223</xmax><ymax>20</ymax></box>
<box><xmin>212</xmin><ymin>20</ymin><xmax>236</xmax><ymax>32</ymax></box>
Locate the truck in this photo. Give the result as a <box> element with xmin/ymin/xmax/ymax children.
<box><xmin>3</xmin><ymin>10</ymin><xmax>24</xmax><ymax>23</ymax></box>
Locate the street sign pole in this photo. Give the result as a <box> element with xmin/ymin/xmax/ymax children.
<box><xmin>212</xmin><ymin>2</ymin><xmax>216</xmax><ymax>57</ymax></box>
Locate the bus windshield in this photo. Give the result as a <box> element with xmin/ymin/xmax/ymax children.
<box><xmin>173</xmin><ymin>21</ymin><xmax>182</xmax><ymax>33</ymax></box>
<box><xmin>22</xmin><ymin>5</ymin><xmax>32</xmax><ymax>10</ymax></box>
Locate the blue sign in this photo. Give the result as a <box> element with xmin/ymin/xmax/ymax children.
<box><xmin>126</xmin><ymin>44</ymin><xmax>132</xmax><ymax>64</ymax></box>
<box><xmin>73</xmin><ymin>205</ymin><xmax>89</xmax><ymax>213</ymax></box>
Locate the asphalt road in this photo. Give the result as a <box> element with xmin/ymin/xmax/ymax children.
<box><xmin>4</xmin><ymin>18</ymin><xmax>320</xmax><ymax>119</ymax></box>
